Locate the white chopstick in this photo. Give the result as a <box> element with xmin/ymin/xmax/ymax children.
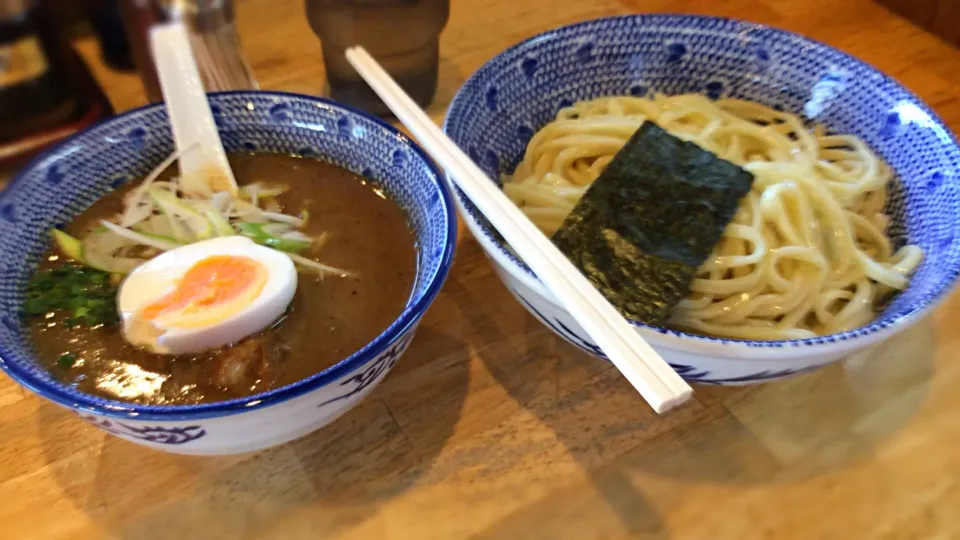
<box><xmin>345</xmin><ymin>46</ymin><xmax>692</xmax><ymax>413</ymax></box>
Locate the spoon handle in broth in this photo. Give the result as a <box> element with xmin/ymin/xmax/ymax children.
<box><xmin>345</xmin><ymin>46</ymin><xmax>692</xmax><ymax>414</ymax></box>
<box><xmin>150</xmin><ymin>21</ymin><xmax>238</xmax><ymax>196</ymax></box>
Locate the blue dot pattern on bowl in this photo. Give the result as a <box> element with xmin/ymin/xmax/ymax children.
<box><xmin>520</xmin><ymin>56</ymin><xmax>539</xmax><ymax>78</ymax></box>
<box><xmin>443</xmin><ymin>14</ymin><xmax>960</xmax><ymax>348</ymax></box>
<box><xmin>0</xmin><ymin>91</ymin><xmax>455</xmax><ymax>415</ymax></box>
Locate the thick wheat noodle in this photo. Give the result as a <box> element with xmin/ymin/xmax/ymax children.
<box><xmin>503</xmin><ymin>94</ymin><xmax>924</xmax><ymax>340</ymax></box>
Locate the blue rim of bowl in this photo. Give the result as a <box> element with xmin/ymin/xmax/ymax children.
<box><xmin>0</xmin><ymin>90</ymin><xmax>459</xmax><ymax>420</ymax></box>
<box><xmin>442</xmin><ymin>13</ymin><xmax>960</xmax><ymax>350</ymax></box>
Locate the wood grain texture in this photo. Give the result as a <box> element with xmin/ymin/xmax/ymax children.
<box><xmin>876</xmin><ymin>0</ymin><xmax>960</xmax><ymax>47</ymax></box>
<box><xmin>3</xmin><ymin>0</ymin><xmax>960</xmax><ymax>538</ymax></box>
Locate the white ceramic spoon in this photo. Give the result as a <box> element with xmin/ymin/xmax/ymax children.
<box><xmin>149</xmin><ymin>21</ymin><xmax>238</xmax><ymax>196</ymax></box>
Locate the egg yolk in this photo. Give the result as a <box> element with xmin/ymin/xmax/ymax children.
<box><xmin>140</xmin><ymin>255</ymin><xmax>268</xmax><ymax>329</ymax></box>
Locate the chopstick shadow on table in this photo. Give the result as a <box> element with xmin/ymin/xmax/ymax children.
<box><xmin>441</xmin><ymin>251</ymin><xmax>670</xmax><ymax>538</ymax></box>
<box><xmin>470</xmin><ymin>323</ymin><xmax>936</xmax><ymax>537</ymax></box>
<box><xmin>32</xmin><ymin>303</ymin><xmax>473</xmax><ymax>537</ymax></box>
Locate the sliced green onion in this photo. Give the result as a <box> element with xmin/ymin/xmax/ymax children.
<box><xmin>132</xmin><ymin>214</ymin><xmax>174</xmax><ymax>238</ymax></box>
<box><xmin>161</xmin><ymin>204</ymin><xmax>192</xmax><ymax>242</ymax></box>
<box><xmin>148</xmin><ymin>187</ymin><xmax>212</xmax><ymax>240</ymax></box>
<box><xmin>237</xmin><ymin>222</ymin><xmax>310</xmax><ymax>253</ymax></box>
<box><xmin>81</xmin><ymin>228</ymin><xmax>148</xmax><ymax>274</ymax></box>
<box><xmin>313</xmin><ymin>232</ymin><xmax>330</xmax><ymax>250</ymax></box>
<box><xmin>193</xmin><ymin>202</ymin><xmax>236</xmax><ymax>236</ymax></box>
<box><xmin>52</xmin><ymin>229</ymin><xmax>83</xmax><ymax>261</ymax></box>
<box><xmin>240</xmin><ymin>183</ymin><xmax>287</xmax><ymax>200</ymax></box>
<box><xmin>284</xmin><ymin>251</ymin><xmax>353</xmax><ymax>277</ymax></box>
<box><xmin>119</xmin><ymin>144</ymin><xmax>199</xmax><ymax>227</ymax></box>
<box><xmin>99</xmin><ymin>220</ymin><xmax>182</xmax><ymax>251</ymax></box>
<box><xmin>54</xmin><ymin>228</ymin><xmax>136</xmax><ymax>274</ymax></box>
<box><xmin>259</xmin><ymin>211</ymin><xmax>304</xmax><ymax>227</ymax></box>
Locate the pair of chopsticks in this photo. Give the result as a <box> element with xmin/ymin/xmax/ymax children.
<box><xmin>345</xmin><ymin>47</ymin><xmax>693</xmax><ymax>414</ymax></box>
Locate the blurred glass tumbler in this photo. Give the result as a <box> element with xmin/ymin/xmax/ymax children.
<box><xmin>306</xmin><ymin>0</ymin><xmax>449</xmax><ymax>115</ymax></box>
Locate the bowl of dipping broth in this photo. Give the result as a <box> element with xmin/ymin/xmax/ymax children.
<box><xmin>443</xmin><ymin>14</ymin><xmax>960</xmax><ymax>384</ymax></box>
<box><xmin>0</xmin><ymin>91</ymin><xmax>456</xmax><ymax>454</ymax></box>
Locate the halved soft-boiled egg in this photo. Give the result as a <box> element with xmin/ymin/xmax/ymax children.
<box><xmin>118</xmin><ymin>236</ymin><xmax>297</xmax><ymax>355</ymax></box>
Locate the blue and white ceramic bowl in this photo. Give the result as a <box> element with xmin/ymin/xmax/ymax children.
<box><xmin>0</xmin><ymin>91</ymin><xmax>456</xmax><ymax>454</ymax></box>
<box><xmin>444</xmin><ymin>15</ymin><xmax>960</xmax><ymax>384</ymax></box>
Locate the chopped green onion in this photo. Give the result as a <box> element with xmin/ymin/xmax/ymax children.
<box><xmin>24</xmin><ymin>264</ymin><xmax>119</xmax><ymax>327</ymax></box>
<box><xmin>58</xmin><ymin>353</ymin><xmax>76</xmax><ymax>368</ymax></box>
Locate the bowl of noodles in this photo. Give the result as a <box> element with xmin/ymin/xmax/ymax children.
<box><xmin>443</xmin><ymin>14</ymin><xmax>960</xmax><ymax>384</ymax></box>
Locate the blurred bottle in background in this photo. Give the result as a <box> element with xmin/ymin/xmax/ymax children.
<box><xmin>88</xmin><ymin>0</ymin><xmax>134</xmax><ymax>71</ymax></box>
<box><xmin>0</xmin><ymin>0</ymin><xmax>78</xmax><ymax>141</ymax></box>
<box><xmin>305</xmin><ymin>0</ymin><xmax>449</xmax><ymax>116</ymax></box>
<box><xmin>119</xmin><ymin>0</ymin><xmax>164</xmax><ymax>101</ymax></box>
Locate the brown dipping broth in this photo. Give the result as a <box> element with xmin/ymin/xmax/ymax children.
<box><xmin>29</xmin><ymin>154</ymin><xmax>417</xmax><ymax>405</ymax></box>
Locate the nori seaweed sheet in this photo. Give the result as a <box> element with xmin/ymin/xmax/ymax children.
<box><xmin>552</xmin><ymin>122</ymin><xmax>755</xmax><ymax>325</ymax></box>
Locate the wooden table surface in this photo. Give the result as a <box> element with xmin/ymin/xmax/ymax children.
<box><xmin>3</xmin><ymin>0</ymin><xmax>960</xmax><ymax>538</ymax></box>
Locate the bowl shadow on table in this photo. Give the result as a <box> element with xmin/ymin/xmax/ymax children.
<box><xmin>445</xmin><ymin>254</ymin><xmax>936</xmax><ymax>537</ymax></box>
<box><xmin>621</xmin><ymin>315</ymin><xmax>936</xmax><ymax>485</ymax></box>
<box><xmin>35</xmin><ymin>294</ymin><xmax>473</xmax><ymax>538</ymax></box>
